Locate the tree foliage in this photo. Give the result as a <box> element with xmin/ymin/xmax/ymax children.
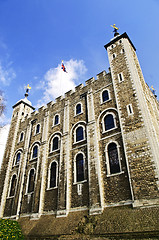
<box><xmin>0</xmin><ymin>219</ymin><xmax>24</xmax><ymax>239</ymax></box>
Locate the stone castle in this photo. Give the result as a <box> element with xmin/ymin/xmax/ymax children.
<box><xmin>0</xmin><ymin>31</ymin><xmax>159</xmax><ymax>239</ymax></box>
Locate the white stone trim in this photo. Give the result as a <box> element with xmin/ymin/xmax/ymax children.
<box><xmin>102</xmin><ymin>112</ymin><xmax>117</xmax><ymax>133</ymax></box>
<box><xmin>117</xmin><ymin>72</ymin><xmax>124</xmax><ymax>83</ymax></box>
<box><xmin>73</xmin><ymin>151</ymin><xmax>86</xmax><ymax>184</ymax></box>
<box><xmin>105</xmin><ymin>141</ymin><xmax>122</xmax><ymax>176</ymax></box>
<box><xmin>47</xmin><ymin>160</ymin><xmax>58</xmax><ymax>189</ymax></box>
<box><xmin>53</xmin><ymin>114</ymin><xmax>60</xmax><ymax>126</ymax></box>
<box><xmin>74</xmin><ymin>102</ymin><xmax>83</xmax><ymax>116</ymax></box>
<box><xmin>127</xmin><ymin>104</ymin><xmax>134</xmax><ymax>116</ymax></box>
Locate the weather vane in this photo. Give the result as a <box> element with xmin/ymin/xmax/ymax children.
<box><xmin>150</xmin><ymin>85</ymin><xmax>156</xmax><ymax>95</ymax></box>
<box><xmin>24</xmin><ymin>84</ymin><xmax>31</xmax><ymax>97</ymax></box>
<box><xmin>111</xmin><ymin>24</ymin><xmax>119</xmax><ymax>36</ymax></box>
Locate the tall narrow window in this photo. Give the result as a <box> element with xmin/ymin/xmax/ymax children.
<box><xmin>76</xmin><ymin>104</ymin><xmax>81</xmax><ymax>115</ymax></box>
<box><xmin>20</xmin><ymin>132</ymin><xmax>24</xmax><ymax>142</ymax></box>
<box><xmin>15</xmin><ymin>152</ymin><xmax>21</xmax><ymax>165</ymax></box>
<box><xmin>9</xmin><ymin>175</ymin><xmax>17</xmax><ymax>197</ymax></box>
<box><xmin>108</xmin><ymin>143</ymin><xmax>120</xmax><ymax>174</ymax></box>
<box><xmin>127</xmin><ymin>104</ymin><xmax>133</xmax><ymax>115</ymax></box>
<box><xmin>28</xmin><ymin>169</ymin><xmax>35</xmax><ymax>193</ymax></box>
<box><xmin>52</xmin><ymin>137</ymin><xmax>59</xmax><ymax>151</ymax></box>
<box><xmin>76</xmin><ymin>126</ymin><xmax>84</xmax><ymax>142</ymax></box>
<box><xmin>54</xmin><ymin>115</ymin><xmax>59</xmax><ymax>125</ymax></box>
<box><xmin>32</xmin><ymin>145</ymin><xmax>38</xmax><ymax>158</ymax></box>
<box><xmin>118</xmin><ymin>73</ymin><xmax>123</xmax><ymax>82</ymax></box>
<box><xmin>76</xmin><ymin>154</ymin><xmax>84</xmax><ymax>182</ymax></box>
<box><xmin>104</xmin><ymin>114</ymin><xmax>115</xmax><ymax>131</ymax></box>
<box><xmin>102</xmin><ymin>90</ymin><xmax>109</xmax><ymax>102</ymax></box>
<box><xmin>50</xmin><ymin>162</ymin><xmax>57</xmax><ymax>188</ymax></box>
<box><xmin>36</xmin><ymin>124</ymin><xmax>40</xmax><ymax>134</ymax></box>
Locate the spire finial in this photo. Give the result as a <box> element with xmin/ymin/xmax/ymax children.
<box><xmin>24</xmin><ymin>84</ymin><xmax>31</xmax><ymax>98</ymax></box>
<box><xmin>111</xmin><ymin>24</ymin><xmax>120</xmax><ymax>37</ymax></box>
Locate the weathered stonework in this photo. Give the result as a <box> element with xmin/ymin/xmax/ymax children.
<box><xmin>0</xmin><ymin>32</ymin><xmax>159</xmax><ymax>238</ymax></box>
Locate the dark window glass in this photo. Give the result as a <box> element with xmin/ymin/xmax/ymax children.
<box><xmin>119</xmin><ymin>73</ymin><xmax>123</xmax><ymax>82</ymax></box>
<box><xmin>76</xmin><ymin>154</ymin><xmax>84</xmax><ymax>182</ymax></box>
<box><xmin>20</xmin><ymin>132</ymin><xmax>24</xmax><ymax>141</ymax></box>
<box><xmin>9</xmin><ymin>175</ymin><xmax>17</xmax><ymax>197</ymax></box>
<box><xmin>76</xmin><ymin>104</ymin><xmax>81</xmax><ymax>115</ymax></box>
<box><xmin>33</xmin><ymin>145</ymin><xmax>38</xmax><ymax>158</ymax></box>
<box><xmin>54</xmin><ymin>115</ymin><xmax>59</xmax><ymax>125</ymax></box>
<box><xmin>104</xmin><ymin>114</ymin><xmax>115</xmax><ymax>131</ymax></box>
<box><xmin>28</xmin><ymin>169</ymin><xmax>35</xmax><ymax>193</ymax></box>
<box><xmin>76</xmin><ymin>127</ymin><xmax>84</xmax><ymax>142</ymax></box>
<box><xmin>36</xmin><ymin>124</ymin><xmax>40</xmax><ymax>134</ymax></box>
<box><xmin>52</xmin><ymin>137</ymin><xmax>59</xmax><ymax>151</ymax></box>
<box><xmin>108</xmin><ymin>143</ymin><xmax>120</xmax><ymax>174</ymax></box>
<box><xmin>15</xmin><ymin>152</ymin><xmax>21</xmax><ymax>165</ymax></box>
<box><xmin>102</xmin><ymin>90</ymin><xmax>109</xmax><ymax>102</ymax></box>
<box><xmin>50</xmin><ymin>162</ymin><xmax>57</xmax><ymax>188</ymax></box>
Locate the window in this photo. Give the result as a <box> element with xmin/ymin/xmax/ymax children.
<box><xmin>108</xmin><ymin>143</ymin><xmax>120</xmax><ymax>174</ymax></box>
<box><xmin>104</xmin><ymin>114</ymin><xmax>115</xmax><ymax>131</ymax></box>
<box><xmin>49</xmin><ymin>162</ymin><xmax>57</xmax><ymax>188</ymax></box>
<box><xmin>127</xmin><ymin>104</ymin><xmax>133</xmax><ymax>116</ymax></box>
<box><xmin>113</xmin><ymin>53</ymin><xmax>116</xmax><ymax>59</ymax></box>
<box><xmin>76</xmin><ymin>126</ymin><xmax>84</xmax><ymax>142</ymax></box>
<box><xmin>28</xmin><ymin>169</ymin><xmax>35</xmax><ymax>193</ymax></box>
<box><xmin>32</xmin><ymin>145</ymin><xmax>38</xmax><ymax>158</ymax></box>
<box><xmin>52</xmin><ymin>137</ymin><xmax>59</xmax><ymax>151</ymax></box>
<box><xmin>19</xmin><ymin>132</ymin><xmax>24</xmax><ymax>142</ymax></box>
<box><xmin>36</xmin><ymin>124</ymin><xmax>40</xmax><ymax>134</ymax></box>
<box><xmin>118</xmin><ymin>73</ymin><xmax>124</xmax><ymax>83</ymax></box>
<box><xmin>102</xmin><ymin>90</ymin><xmax>109</xmax><ymax>102</ymax></box>
<box><xmin>76</xmin><ymin>103</ymin><xmax>82</xmax><ymax>115</ymax></box>
<box><xmin>76</xmin><ymin>154</ymin><xmax>84</xmax><ymax>182</ymax></box>
<box><xmin>15</xmin><ymin>152</ymin><xmax>21</xmax><ymax>165</ymax></box>
<box><xmin>54</xmin><ymin>115</ymin><xmax>59</xmax><ymax>125</ymax></box>
<box><xmin>9</xmin><ymin>175</ymin><xmax>17</xmax><ymax>197</ymax></box>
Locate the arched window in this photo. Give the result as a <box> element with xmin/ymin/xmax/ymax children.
<box><xmin>104</xmin><ymin>114</ymin><xmax>115</xmax><ymax>131</ymax></box>
<box><xmin>19</xmin><ymin>132</ymin><xmax>24</xmax><ymax>142</ymax></box>
<box><xmin>102</xmin><ymin>90</ymin><xmax>109</xmax><ymax>102</ymax></box>
<box><xmin>52</xmin><ymin>137</ymin><xmax>59</xmax><ymax>151</ymax></box>
<box><xmin>15</xmin><ymin>152</ymin><xmax>21</xmax><ymax>165</ymax></box>
<box><xmin>9</xmin><ymin>175</ymin><xmax>17</xmax><ymax>197</ymax></box>
<box><xmin>32</xmin><ymin>145</ymin><xmax>38</xmax><ymax>158</ymax></box>
<box><xmin>76</xmin><ymin>103</ymin><xmax>81</xmax><ymax>115</ymax></box>
<box><xmin>50</xmin><ymin>162</ymin><xmax>57</xmax><ymax>188</ymax></box>
<box><xmin>108</xmin><ymin>143</ymin><xmax>120</xmax><ymax>174</ymax></box>
<box><xmin>76</xmin><ymin>126</ymin><xmax>84</xmax><ymax>142</ymax></box>
<box><xmin>76</xmin><ymin>153</ymin><xmax>84</xmax><ymax>182</ymax></box>
<box><xmin>36</xmin><ymin>124</ymin><xmax>40</xmax><ymax>134</ymax></box>
<box><xmin>28</xmin><ymin>169</ymin><xmax>35</xmax><ymax>193</ymax></box>
<box><xmin>54</xmin><ymin>115</ymin><xmax>59</xmax><ymax>125</ymax></box>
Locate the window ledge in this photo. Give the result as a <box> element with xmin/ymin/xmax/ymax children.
<box><xmin>102</xmin><ymin>126</ymin><xmax>117</xmax><ymax>134</ymax></box>
<box><xmin>73</xmin><ymin>180</ymin><xmax>87</xmax><ymax>185</ymax></box>
<box><xmin>46</xmin><ymin>186</ymin><xmax>58</xmax><ymax>191</ymax></box>
<box><xmin>52</xmin><ymin>123</ymin><xmax>60</xmax><ymax>128</ymax></box>
<box><xmin>101</xmin><ymin>99</ymin><xmax>112</xmax><ymax>105</ymax></box>
<box><xmin>30</xmin><ymin>157</ymin><xmax>38</xmax><ymax>162</ymax></box>
<box><xmin>7</xmin><ymin>196</ymin><xmax>14</xmax><ymax>199</ymax></box>
<box><xmin>25</xmin><ymin>192</ymin><xmax>34</xmax><ymax>196</ymax></box>
<box><xmin>107</xmin><ymin>171</ymin><xmax>124</xmax><ymax>177</ymax></box>
<box><xmin>74</xmin><ymin>112</ymin><xmax>83</xmax><ymax>117</ymax></box>
<box><xmin>73</xmin><ymin>139</ymin><xmax>86</xmax><ymax>145</ymax></box>
<box><xmin>50</xmin><ymin>148</ymin><xmax>60</xmax><ymax>153</ymax></box>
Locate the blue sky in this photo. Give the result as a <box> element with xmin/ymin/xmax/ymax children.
<box><xmin>0</xmin><ymin>0</ymin><xmax>159</xmax><ymax>124</ymax></box>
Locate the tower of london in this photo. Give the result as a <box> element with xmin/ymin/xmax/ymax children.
<box><xmin>0</xmin><ymin>31</ymin><xmax>159</xmax><ymax>239</ymax></box>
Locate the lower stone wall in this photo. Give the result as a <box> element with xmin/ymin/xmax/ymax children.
<box><xmin>18</xmin><ymin>205</ymin><xmax>159</xmax><ymax>239</ymax></box>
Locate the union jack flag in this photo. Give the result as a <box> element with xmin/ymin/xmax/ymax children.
<box><xmin>61</xmin><ymin>60</ymin><xmax>67</xmax><ymax>73</ymax></box>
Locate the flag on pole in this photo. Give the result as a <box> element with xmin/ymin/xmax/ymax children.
<box><xmin>61</xmin><ymin>60</ymin><xmax>67</xmax><ymax>73</ymax></box>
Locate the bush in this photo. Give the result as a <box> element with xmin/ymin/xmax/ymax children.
<box><xmin>0</xmin><ymin>219</ymin><xmax>24</xmax><ymax>239</ymax></box>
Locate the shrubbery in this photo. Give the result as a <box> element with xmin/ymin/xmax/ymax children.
<box><xmin>0</xmin><ymin>219</ymin><xmax>24</xmax><ymax>239</ymax></box>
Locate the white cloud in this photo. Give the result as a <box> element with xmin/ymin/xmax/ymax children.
<box><xmin>0</xmin><ymin>62</ymin><xmax>16</xmax><ymax>85</ymax></box>
<box><xmin>0</xmin><ymin>124</ymin><xmax>10</xmax><ymax>169</ymax></box>
<box><xmin>36</xmin><ymin>59</ymin><xmax>87</xmax><ymax>107</ymax></box>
